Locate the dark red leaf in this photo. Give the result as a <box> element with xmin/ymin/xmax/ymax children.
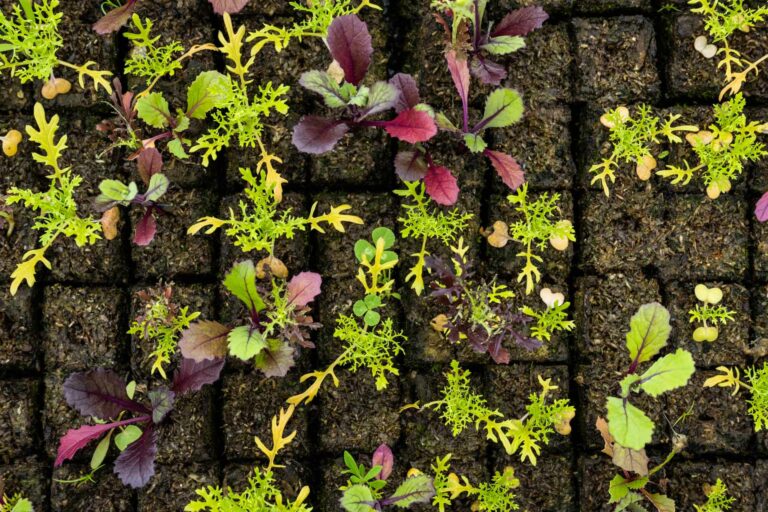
<box><xmin>287</xmin><ymin>272</ymin><xmax>322</xmax><ymax>307</ymax></box>
<box><xmin>133</xmin><ymin>210</ymin><xmax>157</xmax><ymax>246</ymax></box>
<box><xmin>394</xmin><ymin>151</ymin><xmax>428</xmax><ymax>181</ymax></box>
<box><xmin>445</xmin><ymin>50</ymin><xmax>470</xmax><ymax>111</ymax></box>
<box><xmin>372</xmin><ymin>444</ymin><xmax>394</xmax><ymax>480</ymax></box>
<box><xmin>327</xmin><ymin>15</ymin><xmax>373</xmax><ymax>86</ymax></box>
<box><xmin>424</xmin><ymin>166</ymin><xmax>459</xmax><ymax>206</ymax></box>
<box><xmin>383</xmin><ymin>109</ymin><xmax>437</xmax><ymax>143</ymax></box>
<box><xmin>55</xmin><ymin>416</ymin><xmax>148</xmax><ymax>467</ymax></box>
<box><xmin>389</xmin><ymin>73</ymin><xmax>421</xmax><ymax>113</ymax></box>
<box><xmin>137</xmin><ymin>148</ymin><xmax>163</xmax><ymax>184</ymax></box>
<box><xmin>484</xmin><ymin>150</ymin><xmax>525</xmax><ymax>190</ymax></box>
<box><xmin>756</xmin><ymin>191</ymin><xmax>768</xmax><ymax>222</ymax></box>
<box><xmin>63</xmin><ymin>369</ymin><xmax>143</xmax><ymax>419</ymax></box>
<box><xmin>114</xmin><ymin>426</ymin><xmax>157</xmax><ymax>488</ymax></box>
<box><xmin>92</xmin><ymin>0</ymin><xmax>138</xmax><ymax>35</ymax></box>
<box><xmin>179</xmin><ymin>321</ymin><xmax>231</xmax><ymax>362</ymax></box>
<box><xmin>171</xmin><ymin>358</ymin><xmax>225</xmax><ymax>395</ymax></box>
<box><xmin>491</xmin><ymin>6</ymin><xmax>549</xmax><ymax>37</ymax></box>
<box><xmin>292</xmin><ymin>116</ymin><xmax>350</xmax><ymax>154</ymax></box>
<box><xmin>470</xmin><ymin>57</ymin><xmax>507</xmax><ymax>86</ymax></box>
<box><xmin>488</xmin><ymin>337</ymin><xmax>511</xmax><ymax>364</ymax></box>
<box><xmin>208</xmin><ymin>0</ymin><xmax>249</xmax><ymax>14</ymax></box>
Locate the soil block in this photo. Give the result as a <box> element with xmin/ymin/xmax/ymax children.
<box><xmin>136</xmin><ymin>462</ymin><xmax>218</xmax><ymax>512</ymax></box>
<box><xmin>0</xmin><ymin>458</ymin><xmax>48</xmax><ymax>509</ymax></box>
<box><xmin>0</xmin><ymin>379</ymin><xmax>38</xmax><ymax>462</ymax></box>
<box><xmin>0</xmin><ymin>287</ymin><xmax>36</xmax><ymax>371</ymax></box>
<box><xmin>50</xmin><ymin>464</ymin><xmax>132</xmax><ymax>512</ymax></box>
<box><xmin>493</xmin><ymin>454</ymin><xmax>576</xmax><ymax>511</ymax></box>
<box><xmin>668</xmin><ymin>461</ymin><xmax>756</xmax><ymax>511</ymax></box>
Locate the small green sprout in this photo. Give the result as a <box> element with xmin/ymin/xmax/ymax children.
<box><xmin>429</xmin><ymin>454</ymin><xmax>520</xmax><ymax>512</ymax></box>
<box><xmin>689</xmin><ymin>284</ymin><xmax>735</xmax><ymax>342</ymax></box>
<box><xmin>705</xmin><ymin>364</ymin><xmax>768</xmax><ymax>431</ymax></box>
<box><xmin>694</xmin><ymin>479</ymin><xmax>735</xmax><ymax>512</ymax></box>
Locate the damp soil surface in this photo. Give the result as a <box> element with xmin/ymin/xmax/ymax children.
<box><xmin>2</xmin><ymin>0</ymin><xmax>768</xmax><ymax>511</ymax></box>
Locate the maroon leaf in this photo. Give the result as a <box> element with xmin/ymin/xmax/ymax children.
<box><xmin>492</xmin><ymin>6</ymin><xmax>549</xmax><ymax>37</ymax></box>
<box><xmin>372</xmin><ymin>444</ymin><xmax>394</xmax><ymax>480</ymax></box>
<box><xmin>488</xmin><ymin>338</ymin><xmax>511</xmax><ymax>364</ymax></box>
<box><xmin>137</xmin><ymin>147</ymin><xmax>163</xmax><ymax>184</ymax></box>
<box><xmin>179</xmin><ymin>321</ymin><xmax>231</xmax><ymax>361</ymax></box>
<box><xmin>171</xmin><ymin>357</ymin><xmax>225</xmax><ymax>395</ymax></box>
<box><xmin>208</xmin><ymin>0</ymin><xmax>249</xmax><ymax>14</ymax></box>
<box><xmin>114</xmin><ymin>426</ymin><xmax>157</xmax><ymax>488</ymax></box>
<box><xmin>394</xmin><ymin>151</ymin><xmax>428</xmax><ymax>181</ymax></box>
<box><xmin>292</xmin><ymin>116</ymin><xmax>350</xmax><ymax>154</ymax></box>
<box><xmin>445</xmin><ymin>51</ymin><xmax>470</xmax><ymax>111</ymax></box>
<box><xmin>470</xmin><ymin>57</ymin><xmax>507</xmax><ymax>86</ymax></box>
<box><xmin>424</xmin><ymin>166</ymin><xmax>459</xmax><ymax>206</ymax></box>
<box><xmin>133</xmin><ymin>210</ymin><xmax>157</xmax><ymax>246</ymax></box>
<box><xmin>93</xmin><ymin>0</ymin><xmax>138</xmax><ymax>35</ymax></box>
<box><xmin>485</xmin><ymin>150</ymin><xmax>525</xmax><ymax>190</ymax></box>
<box><xmin>287</xmin><ymin>272</ymin><xmax>322</xmax><ymax>307</ymax></box>
<box><xmin>64</xmin><ymin>369</ymin><xmax>145</xmax><ymax>419</ymax></box>
<box><xmin>148</xmin><ymin>388</ymin><xmax>175</xmax><ymax>424</ymax></box>
<box><xmin>383</xmin><ymin>109</ymin><xmax>438</xmax><ymax>143</ymax></box>
<box><xmin>255</xmin><ymin>343</ymin><xmax>296</xmax><ymax>378</ymax></box>
<box><xmin>389</xmin><ymin>73</ymin><xmax>421</xmax><ymax>113</ymax></box>
<box><xmin>756</xmin><ymin>191</ymin><xmax>768</xmax><ymax>222</ymax></box>
<box><xmin>55</xmin><ymin>416</ymin><xmax>148</xmax><ymax>467</ymax></box>
<box><xmin>326</xmin><ymin>15</ymin><xmax>373</xmax><ymax>86</ymax></box>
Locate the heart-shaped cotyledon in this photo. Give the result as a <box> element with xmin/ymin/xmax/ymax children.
<box><xmin>540</xmin><ymin>287</ymin><xmax>565</xmax><ymax>309</ymax></box>
<box><xmin>694</xmin><ymin>35</ymin><xmax>717</xmax><ymax>59</ymax></box>
<box><xmin>695</xmin><ymin>284</ymin><xmax>723</xmax><ymax>305</ymax></box>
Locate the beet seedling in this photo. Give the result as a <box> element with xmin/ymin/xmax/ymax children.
<box><xmin>180</xmin><ymin>260</ymin><xmax>321</xmax><ymax>377</ymax></box>
<box><xmin>5</xmin><ymin>103</ymin><xmax>102</xmax><ymax>295</ymax></box>
<box><xmin>425</xmin><ymin>361</ymin><xmax>574</xmax><ymax>465</ymax></box>
<box><xmin>689</xmin><ymin>284</ymin><xmax>735</xmax><ymax>342</ymax></box>
<box><xmin>427</xmin><ymin>238</ymin><xmax>574</xmax><ymax>363</ymax></box>
<box><xmin>484</xmin><ymin>183</ymin><xmax>575</xmax><ymax>294</ymax></box>
<box><xmin>55</xmin><ymin>358</ymin><xmax>224</xmax><ymax>488</ymax></box>
<box><xmin>0</xmin><ymin>0</ymin><xmax>112</xmax><ymax>95</ymax></box>
<box><xmin>704</xmin><ymin>364</ymin><xmax>768</xmax><ymax>431</ymax></box>
<box><xmin>604</xmin><ymin>303</ymin><xmax>695</xmax><ymax>451</ymax></box>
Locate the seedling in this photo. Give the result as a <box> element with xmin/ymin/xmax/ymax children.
<box><xmin>689</xmin><ymin>284</ymin><xmax>735</xmax><ymax>342</ymax></box>
<box><xmin>431</xmin><ymin>2</ymin><xmax>547</xmax><ymax>85</ymax></box>
<box><xmin>0</xmin><ymin>484</ymin><xmax>33</xmax><ymax>512</ymax></box>
<box><xmin>5</xmin><ymin>103</ymin><xmax>102</xmax><ymax>295</ymax></box>
<box><xmin>0</xmin><ymin>0</ymin><xmax>112</xmax><ymax>94</ymax></box>
<box><xmin>55</xmin><ymin>358</ymin><xmax>224</xmax><ymax>488</ymax></box>
<box><xmin>690</xmin><ymin>0</ymin><xmax>768</xmax><ymax>99</ymax></box>
<box><xmin>93</xmin><ymin>0</ymin><xmax>139</xmax><ymax>35</ymax></box>
<box><xmin>188</xmin><ymin>166</ymin><xmax>363</xmax><ymax>256</ymax></box>
<box><xmin>128</xmin><ymin>285</ymin><xmax>201</xmax><ymax>379</ymax></box>
<box><xmin>694</xmin><ymin>479</ymin><xmax>735</xmax><ymax>512</ymax></box>
<box><xmin>428</xmin><ymin>454</ymin><xmax>520</xmax><ymax>512</ymax></box>
<box><xmin>595</xmin><ymin>415</ymin><xmax>688</xmax><ymax>511</ymax></box>
<box><xmin>425</xmin><ymin>361</ymin><xmax>574</xmax><ymax>465</ymax></box>
<box><xmin>180</xmin><ymin>260</ymin><xmax>321</xmax><ymax>377</ymax></box>
<box><xmin>427</xmin><ymin>238</ymin><xmax>574</xmax><ymax>363</ymax></box>
<box><xmin>704</xmin><ymin>364</ymin><xmax>768</xmax><ymax>431</ymax></box>
<box><xmin>339</xmin><ymin>446</ymin><xmax>435</xmax><ymax>511</ymax></box>
<box><xmin>396</xmin><ymin>181</ymin><xmax>473</xmax><ymax>295</ymax></box>
<box><xmin>604</xmin><ymin>303</ymin><xmax>695</xmax><ymax>451</ymax></box>
<box><xmin>1</xmin><ymin>130</ymin><xmax>22</xmax><ymax>157</ymax></box>
<box><xmin>247</xmin><ymin>0</ymin><xmax>381</xmax><ymax>54</ymax></box>
<box><xmin>484</xmin><ymin>183</ymin><xmax>575</xmax><ymax>294</ymax></box>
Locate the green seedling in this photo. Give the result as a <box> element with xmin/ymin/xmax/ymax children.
<box><xmin>694</xmin><ymin>479</ymin><xmax>735</xmax><ymax>512</ymax></box>
<box><xmin>705</xmin><ymin>364</ymin><xmax>768</xmax><ymax>431</ymax></box>
<box><xmin>689</xmin><ymin>284</ymin><xmax>735</xmax><ymax>342</ymax></box>
<box><xmin>428</xmin><ymin>454</ymin><xmax>520</xmax><ymax>512</ymax></box>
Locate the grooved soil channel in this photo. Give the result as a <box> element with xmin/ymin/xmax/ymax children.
<box><xmin>1</xmin><ymin>0</ymin><xmax>768</xmax><ymax>510</ymax></box>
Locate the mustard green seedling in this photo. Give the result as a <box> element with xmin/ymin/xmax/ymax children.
<box><xmin>689</xmin><ymin>284</ymin><xmax>735</xmax><ymax>342</ymax></box>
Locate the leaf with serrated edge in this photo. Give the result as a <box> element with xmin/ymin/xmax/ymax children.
<box><xmin>639</xmin><ymin>349</ymin><xmax>695</xmax><ymax>397</ymax></box>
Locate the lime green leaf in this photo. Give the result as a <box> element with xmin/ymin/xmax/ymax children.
<box><xmin>98</xmin><ymin>180</ymin><xmax>138</xmax><ymax>202</ymax></box>
<box><xmin>639</xmin><ymin>349</ymin><xmax>695</xmax><ymax>397</ymax></box>
<box><xmin>371</xmin><ymin>227</ymin><xmax>396</xmax><ymax>249</ymax></box>
<box><xmin>606</xmin><ymin>397</ymin><xmax>654</xmax><ymax>450</ymax></box>
<box><xmin>136</xmin><ymin>92</ymin><xmax>171</xmax><ymax>128</ymax></box>
<box><xmin>353</xmin><ymin>300</ymin><xmax>368</xmax><ymax>317</ymax></box>
<box><xmin>300</xmin><ymin>70</ymin><xmax>349</xmax><ymax>109</ymax></box>
<box><xmin>354</xmin><ymin>240</ymin><xmax>375</xmax><ymax>263</ymax></box>
<box><xmin>126</xmin><ymin>381</ymin><xmax>136</xmax><ymax>399</ymax></box>
<box><xmin>464</xmin><ymin>133</ymin><xmax>487</xmax><ymax>153</ymax></box>
<box><xmin>626</xmin><ymin>302</ymin><xmax>671</xmax><ymax>364</ymax></box>
<box><xmin>609</xmin><ymin>474</ymin><xmax>648</xmax><ymax>503</ymax></box>
<box><xmin>90</xmin><ymin>430</ymin><xmax>111</xmax><ymax>469</ymax></box>
<box><xmin>114</xmin><ymin>425</ymin><xmax>143</xmax><ymax>451</ymax></box>
<box><xmin>388</xmin><ymin>474</ymin><xmax>435</xmax><ymax>507</ymax></box>
<box><xmin>619</xmin><ymin>374</ymin><xmax>642</xmax><ymax>398</ymax></box>
<box><xmin>480</xmin><ymin>88</ymin><xmax>523</xmax><ymax>130</ymax></box>
<box><xmin>481</xmin><ymin>35</ymin><xmax>526</xmax><ymax>55</ymax></box>
<box><xmin>363</xmin><ymin>310</ymin><xmax>381</xmax><ymax>327</ymax></box>
<box><xmin>167</xmin><ymin>138</ymin><xmax>189</xmax><ymax>159</ymax></box>
<box><xmin>615</xmin><ymin>491</ymin><xmax>645</xmax><ymax>511</ymax></box>
<box><xmin>340</xmin><ymin>484</ymin><xmax>376</xmax><ymax>512</ymax></box>
<box><xmin>145</xmin><ymin>173</ymin><xmax>169</xmax><ymax>202</ymax></box>
<box><xmin>10</xmin><ymin>498</ymin><xmax>33</xmax><ymax>512</ymax></box>
<box><xmin>223</xmin><ymin>260</ymin><xmax>265</xmax><ymax>312</ymax></box>
<box><xmin>228</xmin><ymin>325</ymin><xmax>267</xmax><ymax>360</ymax></box>
<box><xmin>186</xmin><ymin>70</ymin><xmax>229</xmax><ymax>119</ymax></box>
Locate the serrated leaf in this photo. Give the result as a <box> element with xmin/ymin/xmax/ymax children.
<box><xmin>186</xmin><ymin>71</ymin><xmax>228</xmax><ymax>119</ymax></box>
<box><xmin>606</xmin><ymin>397</ymin><xmax>654</xmax><ymax>450</ymax></box>
<box><xmin>485</xmin><ymin>150</ymin><xmax>525</xmax><ymax>190</ymax></box>
<box><xmin>114</xmin><ymin>426</ymin><xmax>157</xmax><ymax>488</ymax></box>
<box><xmin>389</xmin><ymin>73</ymin><xmax>420</xmax><ymax>113</ymax></box>
<box><xmin>299</xmin><ymin>70</ymin><xmax>349</xmax><ymax>109</ymax></box>
<box><xmin>148</xmin><ymin>388</ymin><xmax>175</xmax><ymax>424</ymax></box>
<box><xmin>463</xmin><ymin>133</ymin><xmax>487</xmax><ymax>153</ymax></box>
<box><xmin>609</xmin><ymin>474</ymin><xmax>649</xmax><ymax>504</ymax></box>
<box><xmin>224</xmin><ymin>260</ymin><xmax>265</xmax><ymax>313</ymax></box>
<box><xmin>480</xmin><ymin>88</ymin><xmax>523</xmax><ymax>130</ymax></box>
<box><xmin>254</xmin><ymin>342</ymin><xmax>295</xmax><ymax>378</ymax></box>
<box><xmin>612</xmin><ymin>444</ymin><xmax>649</xmax><ymax>476</ymax></box>
<box><xmin>638</xmin><ymin>349</ymin><xmax>695</xmax><ymax>397</ymax></box>
<box><xmin>179</xmin><ymin>321</ymin><xmax>231</xmax><ymax>361</ymax></box>
<box><xmin>167</xmin><ymin>138</ymin><xmax>189</xmax><ymax>159</ymax></box>
<box><xmin>394</xmin><ymin>150</ymin><xmax>428</xmax><ymax>181</ymax></box>
<box><xmin>383</xmin><ymin>109</ymin><xmax>437</xmax><ymax>143</ymax></box>
<box><xmin>136</xmin><ymin>93</ymin><xmax>171</xmax><ymax>129</ymax></box>
<box><xmin>171</xmin><ymin>357</ymin><xmax>225</xmax><ymax>395</ymax></box>
<box><xmin>626</xmin><ymin>303</ymin><xmax>671</xmax><ymax>364</ymax></box>
<box><xmin>481</xmin><ymin>35</ymin><xmax>526</xmax><ymax>55</ymax></box>
<box><xmin>63</xmin><ymin>369</ymin><xmax>132</xmax><ymax>419</ymax></box>
<box><xmin>362</xmin><ymin>81</ymin><xmax>398</xmax><ymax>118</ymax></box>
<box><xmin>424</xmin><ymin>165</ymin><xmax>459</xmax><ymax>206</ymax></box>
<box><xmin>228</xmin><ymin>325</ymin><xmax>267</xmax><ymax>360</ymax></box>
<box><xmin>386</xmin><ymin>474</ymin><xmax>435</xmax><ymax>507</ymax></box>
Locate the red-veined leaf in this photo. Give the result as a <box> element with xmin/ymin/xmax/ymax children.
<box><xmin>424</xmin><ymin>166</ymin><xmax>459</xmax><ymax>206</ymax></box>
<box><xmin>171</xmin><ymin>357</ymin><xmax>225</xmax><ymax>395</ymax></box>
<box><xmin>491</xmin><ymin>6</ymin><xmax>549</xmax><ymax>37</ymax></box>
<box><xmin>383</xmin><ymin>109</ymin><xmax>437</xmax><ymax>143</ymax></box>
<box><xmin>287</xmin><ymin>272</ymin><xmax>322</xmax><ymax>307</ymax></box>
<box><xmin>179</xmin><ymin>321</ymin><xmax>231</xmax><ymax>361</ymax></box>
<box><xmin>484</xmin><ymin>150</ymin><xmax>525</xmax><ymax>190</ymax></box>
